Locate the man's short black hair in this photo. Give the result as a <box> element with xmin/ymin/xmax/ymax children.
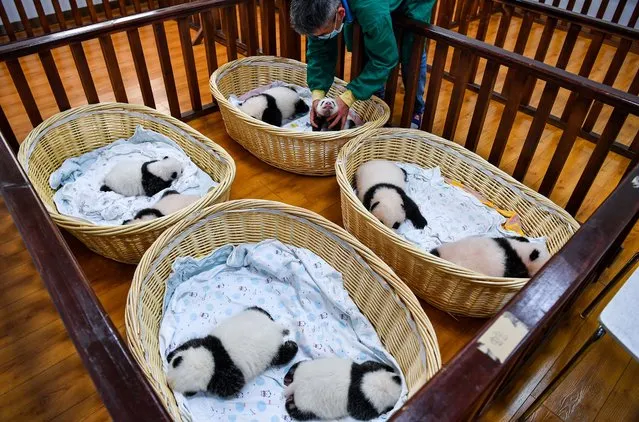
<box><xmin>290</xmin><ymin>0</ymin><xmax>341</xmax><ymax>35</ymax></box>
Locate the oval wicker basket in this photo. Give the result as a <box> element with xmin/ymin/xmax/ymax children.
<box><xmin>336</xmin><ymin>129</ymin><xmax>580</xmax><ymax>318</ymax></box>
<box><xmin>210</xmin><ymin>56</ymin><xmax>390</xmax><ymax>176</ymax></box>
<box><xmin>17</xmin><ymin>103</ymin><xmax>236</xmax><ymax>264</ymax></box>
<box><xmin>126</xmin><ymin>199</ymin><xmax>441</xmax><ymax>420</ymax></box>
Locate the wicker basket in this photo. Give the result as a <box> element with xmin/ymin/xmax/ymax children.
<box><xmin>18</xmin><ymin>103</ymin><xmax>236</xmax><ymax>264</ymax></box>
<box><xmin>210</xmin><ymin>56</ymin><xmax>390</xmax><ymax>176</ymax></box>
<box><xmin>126</xmin><ymin>199</ymin><xmax>441</xmax><ymax>420</ymax></box>
<box><xmin>336</xmin><ymin>129</ymin><xmax>580</xmax><ymax>318</ymax></box>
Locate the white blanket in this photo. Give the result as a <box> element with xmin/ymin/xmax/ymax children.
<box><xmin>391</xmin><ymin>164</ymin><xmax>547</xmax><ymax>251</ymax></box>
<box><xmin>159</xmin><ymin>239</ymin><xmax>408</xmax><ymax>422</ymax></box>
<box><xmin>229</xmin><ymin>81</ymin><xmax>363</xmax><ymax>132</ymax></box>
<box><xmin>49</xmin><ymin>126</ymin><xmax>217</xmax><ymax>226</ymax></box>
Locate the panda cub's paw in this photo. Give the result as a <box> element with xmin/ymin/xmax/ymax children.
<box><xmin>283</xmin><ymin>361</ymin><xmax>302</xmax><ymax>386</ymax></box>
<box><xmin>285</xmin><ymin>394</ymin><xmax>318</xmax><ymax>421</ymax></box>
<box><xmin>272</xmin><ymin>341</ymin><xmax>299</xmax><ymax>366</ymax></box>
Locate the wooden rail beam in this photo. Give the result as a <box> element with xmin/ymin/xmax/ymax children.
<box><xmin>390</xmin><ymin>163</ymin><xmax>639</xmax><ymax>421</ymax></box>
<box><xmin>0</xmin><ymin>0</ymin><xmax>249</xmax><ymax>61</ymax></box>
<box><xmin>395</xmin><ymin>18</ymin><xmax>639</xmax><ymax>115</ymax></box>
<box><xmin>0</xmin><ymin>133</ymin><xmax>172</xmax><ymax>421</ymax></box>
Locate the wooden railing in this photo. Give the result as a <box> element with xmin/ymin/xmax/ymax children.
<box><xmin>535</xmin><ymin>0</ymin><xmax>639</xmax><ymax>27</ymax></box>
<box><xmin>439</xmin><ymin>0</ymin><xmax>639</xmax><ymax>159</ymax></box>
<box><xmin>0</xmin><ymin>0</ymin><xmax>258</xmax><ymax>152</ymax></box>
<box><xmin>374</xmin><ymin>18</ymin><xmax>639</xmax><ymax>216</ymax></box>
<box><xmin>0</xmin><ymin>0</ymin><xmax>160</xmax><ymax>42</ymax></box>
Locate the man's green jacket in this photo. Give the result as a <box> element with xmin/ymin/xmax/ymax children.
<box><xmin>307</xmin><ymin>0</ymin><xmax>435</xmax><ymax>106</ymax></box>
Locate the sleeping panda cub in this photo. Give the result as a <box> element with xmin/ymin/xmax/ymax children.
<box><xmin>240</xmin><ymin>86</ymin><xmax>310</xmax><ymax>127</ymax></box>
<box><xmin>166</xmin><ymin>307</ymin><xmax>298</xmax><ymax>398</ymax></box>
<box><xmin>283</xmin><ymin>358</ymin><xmax>402</xmax><ymax>421</ymax></box>
<box><xmin>122</xmin><ymin>190</ymin><xmax>199</xmax><ymax>225</ymax></box>
<box><xmin>430</xmin><ymin>235</ymin><xmax>551</xmax><ymax>278</ymax></box>
<box><xmin>312</xmin><ymin>98</ymin><xmax>356</xmax><ymax>131</ymax></box>
<box><xmin>354</xmin><ymin>160</ymin><xmax>427</xmax><ymax>230</ymax></box>
<box><xmin>100</xmin><ymin>156</ymin><xmax>183</xmax><ymax>197</ymax></box>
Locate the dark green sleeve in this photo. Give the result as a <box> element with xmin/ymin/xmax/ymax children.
<box><xmin>306</xmin><ymin>36</ymin><xmax>338</xmax><ymax>93</ymax></box>
<box><xmin>347</xmin><ymin>13</ymin><xmax>399</xmax><ymax>101</ymax></box>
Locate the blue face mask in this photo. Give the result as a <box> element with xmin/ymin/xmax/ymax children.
<box><xmin>315</xmin><ymin>14</ymin><xmax>344</xmax><ymax>40</ymax></box>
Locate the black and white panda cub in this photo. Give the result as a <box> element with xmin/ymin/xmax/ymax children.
<box><xmin>100</xmin><ymin>156</ymin><xmax>183</xmax><ymax>197</ymax></box>
<box><xmin>430</xmin><ymin>235</ymin><xmax>551</xmax><ymax>278</ymax></box>
<box><xmin>283</xmin><ymin>358</ymin><xmax>402</xmax><ymax>421</ymax></box>
<box><xmin>354</xmin><ymin>160</ymin><xmax>427</xmax><ymax>230</ymax></box>
<box><xmin>312</xmin><ymin>98</ymin><xmax>356</xmax><ymax>131</ymax></box>
<box><xmin>122</xmin><ymin>190</ymin><xmax>199</xmax><ymax>225</ymax></box>
<box><xmin>166</xmin><ymin>307</ymin><xmax>298</xmax><ymax>398</ymax></box>
<box><xmin>240</xmin><ymin>86</ymin><xmax>310</xmax><ymax>127</ymax></box>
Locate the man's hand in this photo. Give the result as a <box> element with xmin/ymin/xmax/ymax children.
<box><xmin>327</xmin><ymin>97</ymin><xmax>349</xmax><ymax>130</ymax></box>
<box><xmin>310</xmin><ymin>99</ymin><xmax>320</xmax><ymax>128</ymax></box>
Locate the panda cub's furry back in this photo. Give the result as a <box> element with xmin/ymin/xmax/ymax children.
<box><xmin>430</xmin><ymin>235</ymin><xmax>551</xmax><ymax>278</ymax></box>
<box><xmin>283</xmin><ymin>358</ymin><xmax>402</xmax><ymax>421</ymax></box>
<box><xmin>100</xmin><ymin>156</ymin><xmax>183</xmax><ymax>197</ymax></box>
<box><xmin>123</xmin><ymin>190</ymin><xmax>199</xmax><ymax>225</ymax></box>
<box><xmin>166</xmin><ymin>307</ymin><xmax>298</xmax><ymax>398</ymax></box>
<box><xmin>354</xmin><ymin>160</ymin><xmax>427</xmax><ymax>230</ymax></box>
<box><xmin>240</xmin><ymin>86</ymin><xmax>309</xmax><ymax>127</ymax></box>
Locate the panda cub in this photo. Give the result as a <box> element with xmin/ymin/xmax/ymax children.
<box><xmin>430</xmin><ymin>235</ymin><xmax>551</xmax><ymax>278</ymax></box>
<box><xmin>355</xmin><ymin>160</ymin><xmax>427</xmax><ymax>230</ymax></box>
<box><xmin>166</xmin><ymin>307</ymin><xmax>298</xmax><ymax>398</ymax></box>
<box><xmin>100</xmin><ymin>156</ymin><xmax>183</xmax><ymax>197</ymax></box>
<box><xmin>122</xmin><ymin>190</ymin><xmax>199</xmax><ymax>225</ymax></box>
<box><xmin>240</xmin><ymin>86</ymin><xmax>310</xmax><ymax>127</ymax></box>
<box><xmin>283</xmin><ymin>358</ymin><xmax>402</xmax><ymax>421</ymax></box>
<box><xmin>312</xmin><ymin>98</ymin><xmax>356</xmax><ymax>131</ymax></box>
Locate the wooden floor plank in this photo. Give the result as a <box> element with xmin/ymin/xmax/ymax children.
<box><xmin>596</xmin><ymin>359</ymin><xmax>639</xmax><ymax>421</ymax></box>
<box><xmin>517</xmin><ymin>399</ymin><xmax>564</xmax><ymax>422</ymax></box>
<box><xmin>540</xmin><ymin>326</ymin><xmax>630</xmax><ymax>421</ymax></box>
<box><xmin>0</xmin><ymin>353</ymin><xmax>102</xmax><ymax>421</ymax></box>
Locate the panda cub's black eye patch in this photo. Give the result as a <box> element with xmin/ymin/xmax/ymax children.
<box><xmin>530</xmin><ymin>249</ymin><xmax>540</xmax><ymax>261</ymax></box>
<box><xmin>370</xmin><ymin>201</ymin><xmax>380</xmax><ymax>211</ymax></box>
<box><xmin>392</xmin><ymin>222</ymin><xmax>400</xmax><ymax>229</ymax></box>
<box><xmin>172</xmin><ymin>356</ymin><xmax>183</xmax><ymax>368</ymax></box>
<box><xmin>171</xmin><ymin>172</ymin><xmax>178</xmax><ymax>179</ymax></box>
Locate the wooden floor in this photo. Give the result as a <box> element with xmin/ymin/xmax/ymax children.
<box><xmin>0</xmin><ymin>11</ymin><xmax>638</xmax><ymax>422</ymax></box>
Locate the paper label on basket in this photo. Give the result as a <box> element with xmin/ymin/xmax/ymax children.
<box><xmin>476</xmin><ymin>311</ymin><xmax>528</xmax><ymax>364</ymax></box>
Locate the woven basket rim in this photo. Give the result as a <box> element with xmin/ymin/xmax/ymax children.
<box><xmin>335</xmin><ymin>128</ymin><xmax>581</xmax><ymax>285</ymax></box>
<box><xmin>17</xmin><ymin>102</ymin><xmax>236</xmax><ymax>237</ymax></box>
<box><xmin>209</xmin><ymin>56</ymin><xmax>390</xmax><ymax>142</ymax></box>
<box><xmin>126</xmin><ymin>199</ymin><xmax>442</xmax><ymax>417</ymax></box>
